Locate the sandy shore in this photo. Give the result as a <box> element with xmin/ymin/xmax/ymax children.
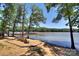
<box><xmin>0</xmin><ymin>37</ymin><xmax>79</xmax><ymax>56</ymax></box>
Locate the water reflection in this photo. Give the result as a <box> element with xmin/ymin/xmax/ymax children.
<box><xmin>29</xmin><ymin>32</ymin><xmax>79</xmax><ymax>50</ymax></box>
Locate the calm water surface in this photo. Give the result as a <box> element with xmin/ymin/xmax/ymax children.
<box><xmin>29</xmin><ymin>32</ymin><xmax>79</xmax><ymax>50</ymax></box>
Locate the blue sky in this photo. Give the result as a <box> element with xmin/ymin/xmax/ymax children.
<box><xmin>26</xmin><ymin>3</ymin><xmax>70</xmax><ymax>29</ymax></box>
<box><xmin>37</xmin><ymin>3</ymin><xmax>69</xmax><ymax>28</ymax></box>
<box><xmin>0</xmin><ymin>3</ymin><xmax>77</xmax><ymax>29</ymax></box>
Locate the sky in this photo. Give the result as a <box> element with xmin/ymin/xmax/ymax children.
<box><xmin>26</xmin><ymin>3</ymin><xmax>71</xmax><ymax>29</ymax></box>
<box><xmin>0</xmin><ymin>3</ymin><xmax>77</xmax><ymax>29</ymax></box>
<box><xmin>37</xmin><ymin>3</ymin><xmax>69</xmax><ymax>29</ymax></box>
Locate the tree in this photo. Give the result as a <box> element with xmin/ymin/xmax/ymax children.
<box><xmin>0</xmin><ymin>4</ymin><xmax>8</xmax><ymax>37</ymax></box>
<box><xmin>0</xmin><ymin>3</ymin><xmax>16</xmax><ymax>37</ymax></box>
<box><xmin>16</xmin><ymin>4</ymin><xmax>27</xmax><ymax>37</ymax></box>
<box><xmin>0</xmin><ymin>3</ymin><xmax>28</xmax><ymax>37</ymax></box>
<box><xmin>12</xmin><ymin>4</ymin><xmax>20</xmax><ymax>37</ymax></box>
<box><xmin>45</xmin><ymin>3</ymin><xmax>79</xmax><ymax>49</ymax></box>
<box><xmin>22</xmin><ymin>4</ymin><xmax>26</xmax><ymax>37</ymax></box>
<box><xmin>0</xmin><ymin>4</ymin><xmax>13</xmax><ymax>37</ymax></box>
<box><xmin>16</xmin><ymin>4</ymin><xmax>24</xmax><ymax>37</ymax></box>
<box><xmin>27</xmin><ymin>5</ymin><xmax>46</xmax><ymax>38</ymax></box>
<box><xmin>6</xmin><ymin>4</ymin><xmax>16</xmax><ymax>36</ymax></box>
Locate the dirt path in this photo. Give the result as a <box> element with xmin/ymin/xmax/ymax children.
<box><xmin>0</xmin><ymin>38</ymin><xmax>29</xmax><ymax>56</ymax></box>
<box><xmin>0</xmin><ymin>37</ymin><xmax>56</xmax><ymax>56</ymax></box>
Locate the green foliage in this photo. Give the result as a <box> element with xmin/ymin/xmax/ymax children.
<box><xmin>45</xmin><ymin>3</ymin><xmax>58</xmax><ymax>12</ymax></box>
<box><xmin>45</xmin><ymin>3</ymin><xmax>78</xmax><ymax>49</ymax></box>
<box><xmin>30</xmin><ymin>5</ymin><xmax>46</xmax><ymax>26</ymax></box>
<box><xmin>0</xmin><ymin>3</ymin><xmax>28</xmax><ymax>37</ymax></box>
<box><xmin>0</xmin><ymin>4</ymin><xmax>17</xmax><ymax>33</ymax></box>
<box><xmin>45</xmin><ymin>3</ymin><xmax>79</xmax><ymax>28</ymax></box>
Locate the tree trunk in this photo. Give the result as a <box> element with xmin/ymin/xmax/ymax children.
<box><xmin>22</xmin><ymin>20</ymin><xmax>24</xmax><ymax>37</ymax></box>
<box><xmin>2</xmin><ymin>31</ymin><xmax>5</xmax><ymax>38</ymax></box>
<box><xmin>1</xmin><ymin>28</ymin><xmax>5</xmax><ymax>38</ymax></box>
<box><xmin>22</xmin><ymin>5</ymin><xmax>25</xmax><ymax>38</ymax></box>
<box><xmin>78</xmin><ymin>27</ymin><xmax>79</xmax><ymax>32</ymax></box>
<box><xmin>12</xmin><ymin>21</ymin><xmax>16</xmax><ymax>37</ymax></box>
<box><xmin>1</xmin><ymin>22</ymin><xmax>5</xmax><ymax>38</ymax></box>
<box><xmin>7</xmin><ymin>30</ymin><xmax>9</xmax><ymax>36</ymax></box>
<box><xmin>68</xmin><ymin>16</ymin><xmax>75</xmax><ymax>49</ymax></box>
<box><xmin>27</xmin><ymin>19</ymin><xmax>31</xmax><ymax>39</ymax></box>
<box><xmin>7</xmin><ymin>21</ymin><xmax>10</xmax><ymax>36</ymax></box>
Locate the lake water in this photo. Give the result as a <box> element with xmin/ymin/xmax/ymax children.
<box><xmin>29</xmin><ymin>32</ymin><xmax>79</xmax><ymax>50</ymax></box>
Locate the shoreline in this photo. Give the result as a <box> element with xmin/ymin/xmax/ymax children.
<box><xmin>0</xmin><ymin>37</ymin><xmax>79</xmax><ymax>56</ymax></box>
<box><xmin>6</xmin><ymin>32</ymin><xmax>79</xmax><ymax>34</ymax></box>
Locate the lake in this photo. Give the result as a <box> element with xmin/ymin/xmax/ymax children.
<box><xmin>29</xmin><ymin>32</ymin><xmax>79</xmax><ymax>50</ymax></box>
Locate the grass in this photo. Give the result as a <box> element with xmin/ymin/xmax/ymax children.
<box><xmin>29</xmin><ymin>46</ymin><xmax>44</xmax><ymax>56</ymax></box>
<box><xmin>30</xmin><ymin>46</ymin><xmax>42</xmax><ymax>51</ymax></box>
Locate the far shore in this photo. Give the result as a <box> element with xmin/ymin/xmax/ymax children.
<box><xmin>6</xmin><ymin>31</ymin><xmax>79</xmax><ymax>35</ymax></box>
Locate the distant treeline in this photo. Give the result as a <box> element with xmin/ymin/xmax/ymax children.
<box><xmin>32</xmin><ymin>27</ymin><xmax>79</xmax><ymax>32</ymax></box>
<box><xmin>6</xmin><ymin>27</ymin><xmax>79</xmax><ymax>32</ymax></box>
